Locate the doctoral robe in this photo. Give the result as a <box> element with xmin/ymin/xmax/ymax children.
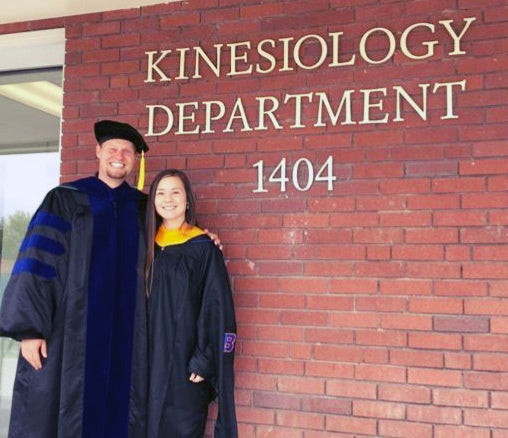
<box><xmin>0</xmin><ymin>176</ymin><xmax>148</xmax><ymax>438</ymax></box>
<box><xmin>148</xmin><ymin>233</ymin><xmax>238</xmax><ymax>438</ymax></box>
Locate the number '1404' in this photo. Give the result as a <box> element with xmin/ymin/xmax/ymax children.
<box><xmin>253</xmin><ymin>156</ymin><xmax>336</xmax><ymax>193</ymax></box>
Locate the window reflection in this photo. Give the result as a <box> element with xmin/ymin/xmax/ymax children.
<box><xmin>0</xmin><ymin>69</ymin><xmax>61</xmax><ymax>438</ymax></box>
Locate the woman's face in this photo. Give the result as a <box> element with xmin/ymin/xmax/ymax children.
<box><xmin>154</xmin><ymin>175</ymin><xmax>187</xmax><ymax>229</ymax></box>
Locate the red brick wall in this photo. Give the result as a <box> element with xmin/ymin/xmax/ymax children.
<box><xmin>3</xmin><ymin>1</ymin><xmax>508</xmax><ymax>436</ymax></box>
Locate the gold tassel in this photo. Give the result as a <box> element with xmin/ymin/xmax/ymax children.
<box><xmin>137</xmin><ymin>150</ymin><xmax>145</xmax><ymax>191</ymax></box>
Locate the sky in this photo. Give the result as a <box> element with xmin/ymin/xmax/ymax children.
<box><xmin>0</xmin><ymin>152</ymin><xmax>60</xmax><ymax>218</ymax></box>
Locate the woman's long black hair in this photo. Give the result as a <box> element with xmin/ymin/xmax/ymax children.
<box><xmin>144</xmin><ymin>168</ymin><xmax>198</xmax><ymax>296</ymax></box>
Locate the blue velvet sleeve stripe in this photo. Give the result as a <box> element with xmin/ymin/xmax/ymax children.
<box><xmin>11</xmin><ymin>257</ymin><xmax>57</xmax><ymax>279</ymax></box>
<box><xmin>28</xmin><ymin>211</ymin><xmax>71</xmax><ymax>233</ymax></box>
<box><xmin>19</xmin><ymin>234</ymin><xmax>65</xmax><ymax>255</ymax></box>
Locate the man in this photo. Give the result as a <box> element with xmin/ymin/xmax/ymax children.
<box><xmin>0</xmin><ymin>120</ymin><xmax>150</xmax><ymax>438</ymax></box>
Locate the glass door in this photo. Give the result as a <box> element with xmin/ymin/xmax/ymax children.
<box><xmin>0</xmin><ymin>28</ymin><xmax>63</xmax><ymax>437</ymax></box>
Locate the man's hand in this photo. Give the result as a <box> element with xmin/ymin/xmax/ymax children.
<box><xmin>204</xmin><ymin>229</ymin><xmax>223</xmax><ymax>250</ymax></box>
<box><xmin>21</xmin><ymin>339</ymin><xmax>47</xmax><ymax>370</ymax></box>
<box><xmin>189</xmin><ymin>372</ymin><xmax>205</xmax><ymax>383</ymax></box>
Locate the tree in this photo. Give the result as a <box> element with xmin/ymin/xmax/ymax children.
<box><xmin>2</xmin><ymin>210</ymin><xmax>31</xmax><ymax>261</ymax></box>
<box><xmin>0</xmin><ymin>216</ymin><xmax>4</xmax><ymax>257</ymax></box>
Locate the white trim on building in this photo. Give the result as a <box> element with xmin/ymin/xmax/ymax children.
<box><xmin>1</xmin><ymin>0</ymin><xmax>180</xmax><ymax>25</ymax></box>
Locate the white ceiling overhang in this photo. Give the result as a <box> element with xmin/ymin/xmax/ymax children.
<box><xmin>1</xmin><ymin>0</ymin><xmax>180</xmax><ymax>25</ymax></box>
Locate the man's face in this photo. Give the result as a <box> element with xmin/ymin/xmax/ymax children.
<box><xmin>96</xmin><ymin>139</ymin><xmax>137</xmax><ymax>188</ymax></box>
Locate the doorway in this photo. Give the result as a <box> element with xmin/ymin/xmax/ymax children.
<box><xmin>0</xmin><ymin>28</ymin><xmax>64</xmax><ymax>437</ymax></box>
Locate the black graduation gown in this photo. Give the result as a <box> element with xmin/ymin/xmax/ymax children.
<box><xmin>0</xmin><ymin>177</ymin><xmax>148</xmax><ymax>438</ymax></box>
<box><xmin>148</xmin><ymin>234</ymin><xmax>238</xmax><ymax>438</ymax></box>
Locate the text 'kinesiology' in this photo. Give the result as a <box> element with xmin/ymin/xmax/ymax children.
<box><xmin>143</xmin><ymin>17</ymin><xmax>476</xmax><ymax>137</ymax></box>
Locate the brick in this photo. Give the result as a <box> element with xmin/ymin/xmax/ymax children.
<box><xmin>462</xmin><ymin>192</ymin><xmax>508</xmax><ymax>209</ymax></box>
<box><xmin>356</xmin><ymin>195</ymin><xmax>406</xmax><ymax>211</ymax></box>
<box><xmin>236</xmin><ymin>406</ymin><xmax>275</xmax><ymax>425</ymax></box>
<box><xmin>353</xmin><ymin>162</ymin><xmax>404</xmax><ymax>178</ymax></box>
<box><xmin>355</xmin><ymin>364</ymin><xmax>406</xmax><ymax>383</ymax></box>
<box><xmin>392</xmin><ymin>244</ymin><xmax>444</xmax><ymax>260</ymax></box>
<box><xmin>473</xmin><ymin>353</ymin><xmax>508</xmax><ymax>371</ymax></box>
<box><xmin>326</xmin><ymin>414</ymin><xmax>377</xmax><ymax>435</ymax></box>
<box><xmin>380</xmin><ymin>279</ymin><xmax>432</xmax><ymax>296</ymax></box>
<box><xmin>444</xmin><ymin>352</ymin><xmax>472</xmax><ymax>370</ymax></box>
<box><xmin>278</xmin><ymin>375</ymin><xmax>325</xmax><ymax>395</ymax></box>
<box><xmin>241</xmin><ymin>3</ymin><xmax>284</xmax><ymax>19</ymax></box>
<box><xmin>408</xmin><ymin>194</ymin><xmax>461</xmax><ymax>210</ymax></box>
<box><xmin>329</xmin><ymin>279</ymin><xmax>378</xmax><ymax>295</ymax></box>
<box><xmin>379</xmin><ymin>419</ymin><xmax>432</xmax><ymax>438</ymax></box>
<box><xmin>329</xmin><ymin>312</ymin><xmax>379</xmax><ymax>329</ymax></box>
<box><xmin>435</xmin><ymin>425</ymin><xmax>490</xmax><ymax>438</ymax></box>
<box><xmin>257</xmin><ymin>260</ymin><xmax>303</xmax><ymax>275</ymax></box>
<box><xmin>304</xmin><ymin>361</ymin><xmax>354</xmax><ymax>379</ymax></box>
<box><xmin>353</xmin><ymin>228</ymin><xmax>404</xmax><ymax>243</ymax></box>
<box><xmin>305</xmin><ymin>229</ymin><xmax>353</xmax><ymax>244</ymax></box>
<box><xmin>409</xmin><ymin>297</ymin><xmax>463</xmax><ymax>314</ymax></box>
<box><xmin>390</xmin><ymin>350</ymin><xmax>443</xmax><ymax>368</ymax></box>
<box><xmin>492</xmin><ymin>391</ymin><xmax>508</xmax><ymax>409</ymax></box>
<box><xmin>462</xmin><ymin>228</ymin><xmax>508</xmax><ymax>244</ymax></box>
<box><xmin>462</xmin><ymin>262</ymin><xmax>508</xmax><ymax>280</ymax></box>
<box><xmin>380</xmin><ymin>178</ymin><xmax>430</xmax><ymax>194</ymax></box>
<box><xmin>356</xmin><ymin>330</ymin><xmax>406</xmax><ymax>350</ymax></box>
<box><xmin>305</xmin><ymin>296</ymin><xmax>354</xmax><ymax>311</ymax></box>
<box><xmin>353</xmin><ymin>399</ymin><xmax>405</xmax><ymax>419</ymax></box>
<box><xmin>255</xmin><ymin>425</ymin><xmax>302</xmax><ymax>438</ymax></box>
<box><xmin>491</xmin><ymin>317</ymin><xmax>508</xmax><ymax>334</ymax></box>
<box><xmin>301</xmin><ymin>395</ymin><xmax>351</xmax><ymax>415</ymax></box>
<box><xmin>280</xmin><ymin>310</ymin><xmax>328</xmax><ymax>326</ymax></box>
<box><xmin>465</xmin><ymin>334</ymin><xmax>508</xmax><ymax>353</ymax></box>
<box><xmin>465</xmin><ymin>407</ymin><xmax>508</xmax><ymax>428</ymax></box>
<box><xmin>356</xmin><ymin>297</ymin><xmax>407</xmax><ymax>313</ymax></box>
<box><xmin>257</xmin><ymin>326</ymin><xmax>305</xmax><ymax>342</ymax></box>
<box><xmin>460</xmin><ymin>159</ymin><xmax>506</xmax><ymax>175</ymax></box>
<box><xmin>289</xmin><ymin>343</ymin><xmax>313</xmax><ymax>360</ymax></box>
<box><xmin>236</xmin><ymin>372</ymin><xmax>278</xmax><ymax>392</ymax></box>
<box><xmin>408</xmin><ymin>368</ymin><xmax>463</xmax><ymax>387</ymax></box>
<box><xmin>406</xmin><ymin>161</ymin><xmax>458</xmax><ymax>177</ymax></box>
<box><xmin>276</xmin><ymin>410</ymin><xmax>325</xmax><ymax>430</ymax></box>
<box><xmin>407</xmin><ymin>404</ymin><xmax>462</xmax><ymax>424</ymax></box>
<box><xmin>278</xmin><ymin>277</ymin><xmax>330</xmax><ymax>294</ymax></box>
<box><xmin>242</xmin><ymin>341</ymin><xmax>289</xmax><ymax>358</ymax></box>
<box><xmin>444</xmin><ymin>245</ymin><xmax>472</xmax><ymax>262</ymax></box>
<box><xmin>330</xmin><ymin>212</ymin><xmax>378</xmax><ymax>227</ymax></box>
<box><xmin>378</xmin><ymin>383</ymin><xmax>431</xmax><ymax>404</ymax></box>
<box><xmin>316</xmin><ymin>245</ymin><xmax>364</xmax><ymax>260</ymax></box>
<box><xmin>253</xmin><ymin>391</ymin><xmax>301</xmax><ymax>410</ymax></box>
<box><xmin>259</xmin><ymin>293</ymin><xmax>305</xmax><ymax>309</ymax></box>
<box><xmin>434</xmin><ymin>316</ymin><xmax>489</xmax><ymax>333</ymax></box>
<box><xmin>102</xmin><ymin>33</ymin><xmax>139</xmax><ymax>48</ymax></box>
<box><xmin>406</xmin><ymin>261</ymin><xmax>461</xmax><ymax>279</ymax></box>
<box><xmin>433</xmin><ymin>388</ymin><xmax>489</xmax><ymax>408</ymax></box>
<box><xmin>366</xmin><ymin>245</ymin><xmax>391</xmax><ymax>260</ymax></box>
<box><xmin>475</xmin><ymin>246</ymin><xmax>508</xmax><ymax>261</ymax></box>
<box><xmin>465</xmin><ymin>371</ymin><xmax>508</xmax><ymax>391</ymax></box>
<box><xmin>434</xmin><ymin>210</ymin><xmax>487</xmax><ymax>226</ymax></box>
<box><xmin>409</xmin><ymin>332</ymin><xmax>462</xmax><ymax>350</ymax></box>
<box><xmin>434</xmin><ymin>280</ymin><xmax>488</xmax><ymax>296</ymax></box>
<box><xmin>82</xmin><ymin>21</ymin><xmax>121</xmax><ymax>36</ymax></box>
<box><xmin>490</xmin><ymin>281</ymin><xmax>508</xmax><ymax>297</ymax></box>
<box><xmin>381</xmin><ymin>313</ymin><xmax>432</xmax><ymax>331</ymax></box>
<box><xmin>379</xmin><ymin>211</ymin><xmax>432</xmax><ymax>226</ymax></box>
<box><xmin>314</xmin><ymin>345</ymin><xmax>361</xmax><ymax>363</ymax></box>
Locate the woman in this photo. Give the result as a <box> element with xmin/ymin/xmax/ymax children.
<box><xmin>145</xmin><ymin>169</ymin><xmax>238</xmax><ymax>438</ymax></box>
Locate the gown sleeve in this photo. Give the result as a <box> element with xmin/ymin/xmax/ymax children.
<box><xmin>0</xmin><ymin>188</ymin><xmax>72</xmax><ymax>341</ymax></box>
<box><xmin>187</xmin><ymin>242</ymin><xmax>238</xmax><ymax>438</ymax></box>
